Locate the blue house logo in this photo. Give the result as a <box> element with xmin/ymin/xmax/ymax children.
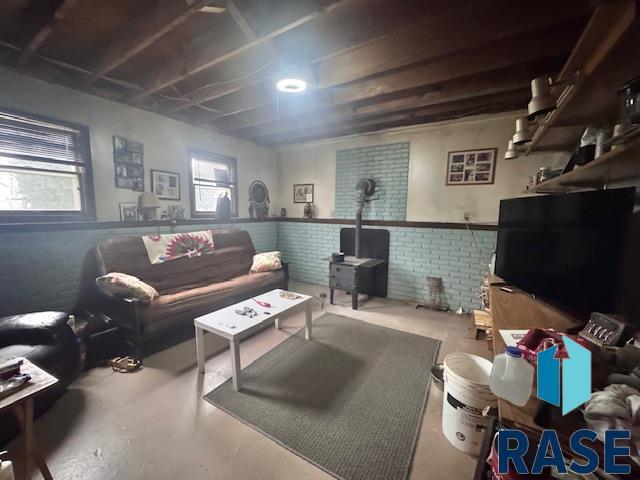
<box><xmin>537</xmin><ymin>336</ymin><xmax>591</xmax><ymax>415</ymax></box>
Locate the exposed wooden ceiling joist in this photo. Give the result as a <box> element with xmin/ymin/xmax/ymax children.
<box><xmin>256</xmin><ymin>88</ymin><xmax>531</xmax><ymax>145</ymax></box>
<box><xmin>85</xmin><ymin>0</ymin><xmax>215</xmax><ymax>86</ymax></box>
<box><xmin>227</xmin><ymin>1</ymin><xmax>263</xmax><ymax>44</ymax></box>
<box><xmin>161</xmin><ymin>0</ymin><xmax>477</xmax><ymax>114</ymax></box>
<box><xmin>239</xmin><ymin>57</ymin><xmax>564</xmax><ymax>142</ymax></box>
<box><xmin>0</xmin><ymin>0</ymin><xmax>598</xmax><ymax>146</ymax></box>
<box><xmin>314</xmin><ymin>0</ymin><xmax>587</xmax><ymax>89</ymax></box>
<box><xmin>128</xmin><ymin>0</ymin><xmax>354</xmax><ymax>103</ymax></box>
<box><xmin>16</xmin><ymin>0</ymin><xmax>81</xmax><ymax>66</ymax></box>
<box><xmin>226</xmin><ymin>0</ymin><xmax>280</xmax><ymax>66</ymax></box>
<box><xmin>217</xmin><ymin>17</ymin><xmax>584</xmax><ymax>134</ymax></box>
<box><xmin>210</xmin><ymin>7</ymin><xmax>588</xmax><ymax>133</ymax></box>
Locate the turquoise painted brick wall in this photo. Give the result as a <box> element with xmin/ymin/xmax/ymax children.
<box><xmin>335</xmin><ymin>142</ymin><xmax>409</xmax><ymax>220</ymax></box>
<box><xmin>0</xmin><ymin>222</ymin><xmax>277</xmax><ymax>316</ymax></box>
<box><xmin>277</xmin><ymin>221</ymin><xmax>496</xmax><ymax>311</ymax></box>
<box><xmin>276</xmin><ymin>222</ymin><xmax>342</xmax><ymax>285</ymax></box>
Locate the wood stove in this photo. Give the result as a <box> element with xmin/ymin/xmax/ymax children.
<box><xmin>328</xmin><ymin>228</ymin><xmax>389</xmax><ymax>309</ymax></box>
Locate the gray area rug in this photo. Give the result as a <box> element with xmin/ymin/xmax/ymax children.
<box><xmin>205</xmin><ymin>314</ymin><xmax>440</xmax><ymax>480</ymax></box>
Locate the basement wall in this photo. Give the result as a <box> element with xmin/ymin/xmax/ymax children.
<box><xmin>0</xmin><ymin>221</ymin><xmax>278</xmax><ymax>316</ymax></box>
<box><xmin>0</xmin><ymin>74</ymin><xmax>566</xmax><ymax>315</ymax></box>
<box><xmin>0</xmin><ymin>68</ymin><xmax>278</xmax><ymax>221</ymax></box>
<box><xmin>276</xmin><ymin>112</ymin><xmax>567</xmax><ymax>223</ymax></box>
<box><xmin>273</xmin><ymin>113</ymin><xmax>566</xmax><ymax>310</ymax></box>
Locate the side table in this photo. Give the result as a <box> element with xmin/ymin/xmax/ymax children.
<box><xmin>0</xmin><ymin>359</ymin><xmax>57</xmax><ymax>480</ymax></box>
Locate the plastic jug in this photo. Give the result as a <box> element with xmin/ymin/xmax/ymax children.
<box><xmin>489</xmin><ymin>347</ymin><xmax>534</xmax><ymax>406</ymax></box>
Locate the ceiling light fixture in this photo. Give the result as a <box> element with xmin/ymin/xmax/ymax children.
<box><xmin>276</xmin><ymin>78</ymin><xmax>307</xmax><ymax>93</ymax></box>
<box><xmin>505</xmin><ymin>140</ymin><xmax>519</xmax><ymax>160</ymax></box>
<box><xmin>528</xmin><ymin>76</ymin><xmax>557</xmax><ymax>118</ymax></box>
<box><xmin>512</xmin><ymin>117</ymin><xmax>532</xmax><ymax>145</ymax></box>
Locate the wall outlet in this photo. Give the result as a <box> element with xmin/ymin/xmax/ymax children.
<box><xmin>463</xmin><ymin>212</ymin><xmax>471</xmax><ymax>221</ymax></box>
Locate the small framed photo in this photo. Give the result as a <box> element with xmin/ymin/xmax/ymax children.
<box><xmin>150</xmin><ymin>170</ymin><xmax>180</xmax><ymax>200</ymax></box>
<box><xmin>446</xmin><ymin>148</ymin><xmax>496</xmax><ymax>185</ymax></box>
<box><xmin>293</xmin><ymin>183</ymin><xmax>314</xmax><ymax>203</ymax></box>
<box><xmin>119</xmin><ymin>202</ymin><xmax>138</xmax><ymax>222</ymax></box>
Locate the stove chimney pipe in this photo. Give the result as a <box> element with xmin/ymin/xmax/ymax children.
<box><xmin>354</xmin><ymin>178</ymin><xmax>376</xmax><ymax>258</ymax></box>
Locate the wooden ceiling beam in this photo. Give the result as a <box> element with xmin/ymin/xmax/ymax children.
<box><xmin>227</xmin><ymin>0</ymin><xmax>283</xmax><ymax>63</ymax></box>
<box><xmin>238</xmin><ymin>58</ymin><xmax>562</xmax><ymax>140</ymax></box>
<box><xmin>129</xmin><ymin>0</ymin><xmax>354</xmax><ymax>103</ymax></box>
<box><xmin>310</xmin><ymin>0</ymin><xmax>588</xmax><ymax>90</ymax></box>
<box><xmin>161</xmin><ymin>0</ymin><xmax>476</xmax><ymax>114</ymax></box>
<box><xmin>85</xmin><ymin>0</ymin><xmax>214</xmax><ymax>86</ymax></box>
<box><xmin>16</xmin><ymin>0</ymin><xmax>81</xmax><ymax>66</ymax></box>
<box><xmin>253</xmin><ymin>89</ymin><xmax>531</xmax><ymax>146</ymax></box>
<box><xmin>215</xmin><ymin>13</ymin><xmax>587</xmax><ymax>132</ymax></box>
<box><xmin>218</xmin><ymin>18</ymin><xmax>583</xmax><ymax>133</ymax></box>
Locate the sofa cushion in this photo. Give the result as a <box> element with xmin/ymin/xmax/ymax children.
<box><xmin>96</xmin><ymin>272</ymin><xmax>159</xmax><ymax>302</ymax></box>
<box><xmin>250</xmin><ymin>251</ymin><xmax>282</xmax><ymax>273</ymax></box>
<box><xmin>138</xmin><ymin>269</ymin><xmax>286</xmax><ymax>337</ymax></box>
<box><xmin>96</xmin><ymin>229</ymin><xmax>255</xmax><ymax>294</ymax></box>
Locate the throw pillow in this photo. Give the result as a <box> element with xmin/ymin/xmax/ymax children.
<box><xmin>95</xmin><ymin>272</ymin><xmax>159</xmax><ymax>303</ymax></box>
<box><xmin>250</xmin><ymin>251</ymin><xmax>282</xmax><ymax>273</ymax></box>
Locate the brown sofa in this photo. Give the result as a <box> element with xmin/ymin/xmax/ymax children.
<box><xmin>94</xmin><ymin>229</ymin><xmax>287</xmax><ymax>357</ymax></box>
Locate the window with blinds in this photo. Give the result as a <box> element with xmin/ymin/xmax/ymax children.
<box><xmin>0</xmin><ymin>109</ymin><xmax>95</xmax><ymax>221</ymax></box>
<box><xmin>189</xmin><ymin>149</ymin><xmax>237</xmax><ymax>217</ymax></box>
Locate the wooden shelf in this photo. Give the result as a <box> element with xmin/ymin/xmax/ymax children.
<box><xmin>528</xmin><ymin>134</ymin><xmax>640</xmax><ymax>193</ymax></box>
<box><xmin>526</xmin><ymin>0</ymin><xmax>639</xmax><ymax>154</ymax></box>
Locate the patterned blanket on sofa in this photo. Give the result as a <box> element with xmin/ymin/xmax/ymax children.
<box><xmin>141</xmin><ymin>230</ymin><xmax>215</xmax><ymax>264</ymax></box>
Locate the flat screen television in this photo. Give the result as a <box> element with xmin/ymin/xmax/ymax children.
<box><xmin>495</xmin><ymin>188</ymin><xmax>636</xmax><ymax>314</ymax></box>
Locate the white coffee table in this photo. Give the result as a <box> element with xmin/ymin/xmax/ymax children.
<box><xmin>194</xmin><ymin>289</ymin><xmax>313</xmax><ymax>391</ymax></box>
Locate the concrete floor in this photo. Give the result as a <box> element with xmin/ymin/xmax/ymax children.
<box><xmin>7</xmin><ymin>281</ymin><xmax>491</xmax><ymax>480</ymax></box>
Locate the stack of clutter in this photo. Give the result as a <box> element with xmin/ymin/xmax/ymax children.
<box><xmin>0</xmin><ymin>358</ymin><xmax>30</xmax><ymax>400</ymax></box>
<box><xmin>584</xmin><ymin>380</ymin><xmax>640</xmax><ymax>466</ymax></box>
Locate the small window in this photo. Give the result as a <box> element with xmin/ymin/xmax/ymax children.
<box><xmin>189</xmin><ymin>149</ymin><xmax>238</xmax><ymax>217</ymax></box>
<box><xmin>0</xmin><ymin>108</ymin><xmax>95</xmax><ymax>222</ymax></box>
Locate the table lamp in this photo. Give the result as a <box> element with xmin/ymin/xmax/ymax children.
<box><xmin>139</xmin><ymin>192</ymin><xmax>160</xmax><ymax>220</ymax></box>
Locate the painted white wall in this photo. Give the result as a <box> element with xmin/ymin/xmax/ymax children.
<box><xmin>0</xmin><ymin>68</ymin><xmax>278</xmax><ymax>220</ymax></box>
<box><xmin>276</xmin><ymin>112</ymin><xmax>568</xmax><ymax>223</ymax></box>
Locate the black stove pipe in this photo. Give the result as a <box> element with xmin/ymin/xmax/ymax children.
<box><xmin>354</xmin><ymin>178</ymin><xmax>375</xmax><ymax>258</ymax></box>
<box><xmin>355</xmin><ymin>206</ymin><xmax>363</xmax><ymax>258</ymax></box>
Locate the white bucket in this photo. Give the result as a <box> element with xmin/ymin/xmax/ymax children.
<box><xmin>442</xmin><ymin>353</ymin><xmax>497</xmax><ymax>456</ymax></box>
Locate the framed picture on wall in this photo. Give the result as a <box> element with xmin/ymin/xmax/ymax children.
<box><xmin>150</xmin><ymin>169</ymin><xmax>180</xmax><ymax>200</ymax></box>
<box><xmin>446</xmin><ymin>148</ymin><xmax>496</xmax><ymax>185</ymax></box>
<box><xmin>113</xmin><ymin>135</ymin><xmax>145</xmax><ymax>191</ymax></box>
<box><xmin>119</xmin><ymin>202</ymin><xmax>138</xmax><ymax>222</ymax></box>
<box><xmin>293</xmin><ymin>183</ymin><xmax>314</xmax><ymax>203</ymax></box>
